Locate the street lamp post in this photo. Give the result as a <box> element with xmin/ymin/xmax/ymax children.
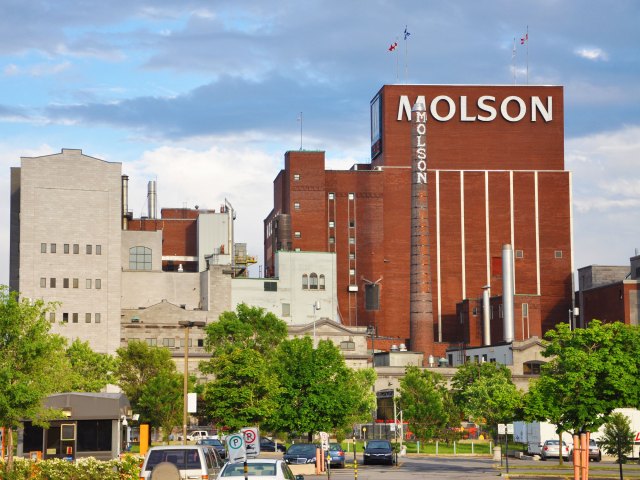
<box><xmin>178</xmin><ymin>320</ymin><xmax>206</xmax><ymax>445</ymax></box>
<box><xmin>312</xmin><ymin>300</ymin><xmax>321</xmax><ymax>348</ymax></box>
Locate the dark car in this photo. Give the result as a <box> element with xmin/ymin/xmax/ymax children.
<box><xmin>363</xmin><ymin>440</ymin><xmax>394</xmax><ymax>465</ymax></box>
<box><xmin>327</xmin><ymin>442</ymin><xmax>345</xmax><ymax>468</ymax></box>
<box><xmin>196</xmin><ymin>438</ymin><xmax>226</xmax><ymax>459</ymax></box>
<box><xmin>260</xmin><ymin>437</ymin><xmax>287</xmax><ymax>452</ymax></box>
<box><xmin>283</xmin><ymin>443</ymin><xmax>318</xmax><ymax>465</ymax></box>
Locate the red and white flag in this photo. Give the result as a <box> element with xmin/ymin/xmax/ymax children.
<box><xmin>520</xmin><ymin>32</ymin><xmax>528</xmax><ymax>45</ymax></box>
<box><xmin>388</xmin><ymin>41</ymin><xmax>398</xmax><ymax>52</ymax></box>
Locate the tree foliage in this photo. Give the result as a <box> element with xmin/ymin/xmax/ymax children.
<box><xmin>115</xmin><ymin>340</ymin><xmax>177</xmax><ymax>409</ymax></box>
<box><xmin>268</xmin><ymin>337</ymin><xmax>373</xmax><ymax>438</ymax></box>
<box><xmin>203</xmin><ymin>303</ymin><xmax>288</xmax><ymax>358</ymax></box>
<box><xmin>450</xmin><ymin>361</ymin><xmax>522</xmax><ymax>438</ymax></box>
<box><xmin>137</xmin><ymin>371</ymin><xmax>187</xmax><ymax>442</ymax></box>
<box><xmin>66</xmin><ymin>339</ymin><xmax>116</xmax><ymax>392</ymax></box>
<box><xmin>523</xmin><ymin>321</ymin><xmax>640</xmax><ymax>434</ymax></box>
<box><xmin>398</xmin><ymin>366</ymin><xmax>450</xmax><ymax>441</ymax></box>
<box><xmin>600</xmin><ymin>412</ymin><xmax>634</xmax><ymax>466</ymax></box>
<box><xmin>0</xmin><ymin>286</ymin><xmax>70</xmax><ymax>469</ymax></box>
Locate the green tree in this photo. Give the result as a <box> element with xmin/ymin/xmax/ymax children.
<box><xmin>600</xmin><ymin>411</ymin><xmax>634</xmax><ymax>479</ymax></box>
<box><xmin>451</xmin><ymin>362</ymin><xmax>522</xmax><ymax>441</ymax></box>
<box><xmin>115</xmin><ymin>340</ymin><xmax>177</xmax><ymax>409</ymax></box>
<box><xmin>66</xmin><ymin>339</ymin><xmax>116</xmax><ymax>392</ymax></box>
<box><xmin>0</xmin><ymin>286</ymin><xmax>69</xmax><ymax>470</ymax></box>
<box><xmin>524</xmin><ymin>321</ymin><xmax>640</xmax><ymax>435</ymax></box>
<box><xmin>269</xmin><ymin>337</ymin><xmax>370</xmax><ymax>440</ymax></box>
<box><xmin>137</xmin><ymin>371</ymin><xmax>188</xmax><ymax>442</ymax></box>
<box><xmin>398</xmin><ymin>366</ymin><xmax>449</xmax><ymax>441</ymax></box>
<box><xmin>202</xmin><ymin>348</ymin><xmax>280</xmax><ymax>431</ymax></box>
<box><xmin>203</xmin><ymin>303</ymin><xmax>288</xmax><ymax>357</ymax></box>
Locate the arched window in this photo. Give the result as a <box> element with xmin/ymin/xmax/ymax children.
<box><xmin>129</xmin><ymin>246</ymin><xmax>152</xmax><ymax>270</ymax></box>
<box><xmin>302</xmin><ymin>274</ymin><xmax>309</xmax><ymax>290</ymax></box>
<box><xmin>319</xmin><ymin>274</ymin><xmax>325</xmax><ymax>290</ymax></box>
<box><xmin>309</xmin><ymin>273</ymin><xmax>318</xmax><ymax>290</ymax></box>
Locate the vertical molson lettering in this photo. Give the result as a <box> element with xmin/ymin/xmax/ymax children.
<box><xmin>409</xmin><ymin>101</ymin><xmax>434</xmax><ymax>362</ymax></box>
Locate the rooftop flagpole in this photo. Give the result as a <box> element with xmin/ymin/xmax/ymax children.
<box><xmin>388</xmin><ymin>38</ymin><xmax>399</xmax><ymax>83</ymax></box>
<box><xmin>520</xmin><ymin>26</ymin><xmax>529</xmax><ymax>84</ymax></box>
<box><xmin>403</xmin><ymin>26</ymin><xmax>411</xmax><ymax>83</ymax></box>
<box><xmin>512</xmin><ymin>37</ymin><xmax>517</xmax><ymax>85</ymax></box>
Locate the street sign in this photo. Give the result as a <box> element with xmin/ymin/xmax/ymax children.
<box><xmin>226</xmin><ymin>433</ymin><xmax>246</xmax><ymax>464</ymax></box>
<box><xmin>319</xmin><ymin>431</ymin><xmax>329</xmax><ymax>451</ymax></box>
<box><xmin>498</xmin><ymin>424</ymin><xmax>514</xmax><ymax>435</ymax></box>
<box><xmin>242</xmin><ymin>427</ymin><xmax>260</xmax><ymax>458</ymax></box>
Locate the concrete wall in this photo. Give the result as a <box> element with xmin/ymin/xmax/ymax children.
<box><xmin>14</xmin><ymin>149</ymin><xmax>122</xmax><ymax>354</ymax></box>
<box><xmin>121</xmin><ymin>230</ymin><xmax>162</xmax><ymax>271</ymax></box>
<box><xmin>122</xmin><ymin>271</ymin><xmax>201</xmax><ymax>309</ymax></box>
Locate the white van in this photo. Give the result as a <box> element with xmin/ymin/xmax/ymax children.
<box><xmin>139</xmin><ymin>445</ymin><xmax>223</xmax><ymax>479</ymax></box>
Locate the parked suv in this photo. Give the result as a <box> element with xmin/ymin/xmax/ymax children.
<box><xmin>140</xmin><ymin>445</ymin><xmax>223</xmax><ymax>480</ymax></box>
<box><xmin>588</xmin><ymin>439</ymin><xmax>602</xmax><ymax>462</ymax></box>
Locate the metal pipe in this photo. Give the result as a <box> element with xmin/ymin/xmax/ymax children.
<box><xmin>147</xmin><ymin>180</ymin><xmax>157</xmax><ymax>220</ymax></box>
<box><xmin>502</xmin><ymin>244</ymin><xmax>515</xmax><ymax>343</ymax></box>
<box><xmin>482</xmin><ymin>285</ymin><xmax>491</xmax><ymax>345</ymax></box>
<box><xmin>121</xmin><ymin>175</ymin><xmax>129</xmax><ymax>230</ymax></box>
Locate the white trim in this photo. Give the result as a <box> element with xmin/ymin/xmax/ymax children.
<box><xmin>569</xmin><ymin>171</ymin><xmax>576</xmax><ymax>328</ymax></box>
<box><xmin>460</xmin><ymin>171</ymin><xmax>466</xmax><ymax>300</ymax></box>
<box><xmin>436</xmin><ymin>170</ymin><xmax>442</xmax><ymax>342</ymax></box>
<box><xmin>485</xmin><ymin>171</ymin><xmax>490</xmax><ymax>286</ymax></box>
<box><xmin>535</xmin><ymin>171</ymin><xmax>541</xmax><ymax>296</ymax></box>
<box><xmin>510</xmin><ymin>171</ymin><xmax>515</xmax><ymax>291</ymax></box>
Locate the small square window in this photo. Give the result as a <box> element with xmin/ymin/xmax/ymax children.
<box><xmin>86</xmin><ymin>244</ymin><xmax>92</xmax><ymax>254</ymax></box>
<box><xmin>349</xmin><ymin>220</ymin><xmax>355</xmax><ymax>228</ymax></box>
<box><xmin>72</xmin><ymin>313</ymin><xmax>78</xmax><ymax>323</ymax></box>
<box><xmin>197</xmin><ymin>339</ymin><xmax>204</xmax><ymax>347</ymax></box>
<box><xmin>282</xmin><ymin>303</ymin><xmax>291</xmax><ymax>317</ymax></box>
<box><xmin>349</xmin><ymin>253</ymin><xmax>355</xmax><ymax>260</ymax></box>
<box><xmin>40</xmin><ymin>277</ymin><xmax>46</xmax><ymax>288</ymax></box>
<box><xmin>349</xmin><ymin>269</ymin><xmax>356</xmax><ymax>275</ymax></box>
<box><xmin>515</xmin><ymin>249</ymin><xmax>524</xmax><ymax>258</ymax></box>
<box><xmin>349</xmin><ymin>237</ymin><xmax>355</xmax><ymax>244</ymax></box>
<box><xmin>294</xmin><ymin>202</ymin><xmax>300</xmax><ymax>210</ymax></box>
<box><xmin>95</xmin><ymin>313</ymin><xmax>101</xmax><ymax>324</ymax></box>
<box><xmin>62</xmin><ymin>313</ymin><xmax>68</xmax><ymax>323</ymax></box>
<box><xmin>294</xmin><ymin>232</ymin><xmax>301</xmax><ymax>238</ymax></box>
<box><xmin>96</xmin><ymin>245</ymin><xmax>102</xmax><ymax>255</ymax></box>
<box><xmin>49</xmin><ymin>312</ymin><xmax>55</xmax><ymax>322</ymax></box>
<box><xmin>50</xmin><ymin>243</ymin><xmax>57</xmax><ymax>253</ymax></box>
<box><xmin>328</xmin><ymin>192</ymin><xmax>335</xmax><ymax>200</ymax></box>
<box><xmin>146</xmin><ymin>338</ymin><xmax>157</xmax><ymax>346</ymax></box>
<box><xmin>50</xmin><ymin>278</ymin><xmax>56</xmax><ymax>288</ymax></box>
<box><xmin>328</xmin><ymin>237</ymin><xmax>335</xmax><ymax>244</ymax></box>
<box><xmin>162</xmin><ymin>338</ymin><xmax>175</xmax><ymax>347</ymax></box>
<box><xmin>86</xmin><ymin>279</ymin><xmax>92</xmax><ymax>289</ymax></box>
<box><xmin>293</xmin><ymin>174</ymin><xmax>300</xmax><ymax>181</ymax></box>
<box><xmin>41</xmin><ymin>243</ymin><xmax>47</xmax><ymax>253</ymax></box>
<box><xmin>73</xmin><ymin>244</ymin><xmax>79</xmax><ymax>254</ymax></box>
<box><xmin>63</xmin><ymin>278</ymin><xmax>69</xmax><ymax>288</ymax></box>
<box><xmin>95</xmin><ymin>279</ymin><xmax>102</xmax><ymax>289</ymax></box>
<box><xmin>329</xmin><ymin>221</ymin><xmax>335</xmax><ymax>228</ymax></box>
<box><xmin>348</xmin><ymin>193</ymin><xmax>355</xmax><ymax>200</ymax></box>
<box><xmin>73</xmin><ymin>278</ymin><xmax>79</xmax><ymax>288</ymax></box>
<box><xmin>555</xmin><ymin>250</ymin><xmax>563</xmax><ymax>259</ymax></box>
<box><xmin>85</xmin><ymin>313</ymin><xmax>91</xmax><ymax>323</ymax></box>
<box><xmin>64</xmin><ymin>244</ymin><xmax>70</xmax><ymax>254</ymax></box>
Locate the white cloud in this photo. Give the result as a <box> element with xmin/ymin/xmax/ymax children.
<box><xmin>3</xmin><ymin>61</ymin><xmax>71</xmax><ymax>77</ymax></box>
<box><xmin>575</xmin><ymin>47</ymin><xmax>609</xmax><ymax>61</ymax></box>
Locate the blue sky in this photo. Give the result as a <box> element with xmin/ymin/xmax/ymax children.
<box><xmin>1</xmin><ymin>0</ymin><xmax>639</xmax><ymax>284</ymax></box>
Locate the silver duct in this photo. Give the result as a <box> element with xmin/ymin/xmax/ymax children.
<box><xmin>502</xmin><ymin>244</ymin><xmax>515</xmax><ymax>343</ymax></box>
<box><xmin>482</xmin><ymin>285</ymin><xmax>491</xmax><ymax>345</ymax></box>
<box><xmin>121</xmin><ymin>175</ymin><xmax>129</xmax><ymax>230</ymax></box>
<box><xmin>147</xmin><ymin>180</ymin><xmax>157</xmax><ymax>220</ymax></box>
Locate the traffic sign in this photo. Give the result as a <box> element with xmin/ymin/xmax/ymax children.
<box><xmin>226</xmin><ymin>433</ymin><xmax>246</xmax><ymax>464</ymax></box>
<box><xmin>242</xmin><ymin>427</ymin><xmax>260</xmax><ymax>458</ymax></box>
<box><xmin>319</xmin><ymin>431</ymin><xmax>329</xmax><ymax>451</ymax></box>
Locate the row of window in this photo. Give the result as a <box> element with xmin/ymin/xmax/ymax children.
<box><xmin>145</xmin><ymin>338</ymin><xmax>205</xmax><ymax>348</ymax></box>
<box><xmin>41</xmin><ymin>243</ymin><xmax>102</xmax><ymax>255</ymax></box>
<box><xmin>513</xmin><ymin>250</ymin><xmax>563</xmax><ymax>259</ymax></box>
<box><xmin>470</xmin><ymin>303</ymin><xmax>529</xmax><ymax>318</ymax></box>
<box><xmin>302</xmin><ymin>273</ymin><xmax>326</xmax><ymax>290</ymax></box>
<box><xmin>40</xmin><ymin>277</ymin><xmax>102</xmax><ymax>289</ymax></box>
<box><xmin>50</xmin><ymin>312</ymin><xmax>101</xmax><ymax>323</ymax></box>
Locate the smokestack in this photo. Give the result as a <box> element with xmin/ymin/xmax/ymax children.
<box><xmin>482</xmin><ymin>285</ymin><xmax>491</xmax><ymax>345</ymax></box>
<box><xmin>147</xmin><ymin>180</ymin><xmax>157</xmax><ymax>220</ymax></box>
<box><xmin>121</xmin><ymin>175</ymin><xmax>129</xmax><ymax>230</ymax></box>
<box><xmin>502</xmin><ymin>244</ymin><xmax>515</xmax><ymax>343</ymax></box>
<box><xmin>409</xmin><ymin>101</ymin><xmax>434</xmax><ymax>358</ymax></box>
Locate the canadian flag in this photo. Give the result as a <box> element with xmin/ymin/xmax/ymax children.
<box><xmin>521</xmin><ymin>33</ymin><xmax>528</xmax><ymax>45</ymax></box>
<box><xmin>389</xmin><ymin>42</ymin><xmax>398</xmax><ymax>52</ymax></box>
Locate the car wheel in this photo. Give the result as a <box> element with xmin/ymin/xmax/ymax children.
<box><xmin>541</xmin><ymin>456</ymin><xmax>546</xmax><ymax>461</ymax></box>
<box><xmin>596</xmin><ymin>454</ymin><xmax>601</xmax><ymax>462</ymax></box>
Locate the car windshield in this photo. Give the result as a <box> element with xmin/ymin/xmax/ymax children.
<box><xmin>329</xmin><ymin>443</ymin><xmax>342</xmax><ymax>451</ymax></box>
<box><xmin>287</xmin><ymin>444</ymin><xmax>316</xmax><ymax>454</ymax></box>
<box><xmin>221</xmin><ymin>462</ymin><xmax>277</xmax><ymax>477</ymax></box>
<box><xmin>367</xmin><ymin>441</ymin><xmax>391</xmax><ymax>449</ymax></box>
<box><xmin>202</xmin><ymin>439</ymin><xmax>223</xmax><ymax>446</ymax></box>
<box><xmin>145</xmin><ymin>449</ymin><xmax>201</xmax><ymax>471</ymax></box>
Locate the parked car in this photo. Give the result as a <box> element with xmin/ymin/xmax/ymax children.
<box><xmin>540</xmin><ymin>439</ymin><xmax>570</xmax><ymax>461</ymax></box>
<box><xmin>260</xmin><ymin>437</ymin><xmax>287</xmax><ymax>452</ymax></box>
<box><xmin>363</xmin><ymin>440</ymin><xmax>394</xmax><ymax>465</ymax></box>
<box><xmin>197</xmin><ymin>437</ymin><xmax>227</xmax><ymax>459</ymax></box>
<box><xmin>176</xmin><ymin>430</ymin><xmax>210</xmax><ymax>442</ymax></box>
<box><xmin>588</xmin><ymin>439</ymin><xmax>602</xmax><ymax>462</ymax></box>
<box><xmin>140</xmin><ymin>445</ymin><xmax>224</xmax><ymax>479</ymax></box>
<box><xmin>283</xmin><ymin>443</ymin><xmax>318</xmax><ymax>465</ymax></box>
<box><xmin>216</xmin><ymin>458</ymin><xmax>304</xmax><ymax>479</ymax></box>
<box><xmin>327</xmin><ymin>442</ymin><xmax>345</xmax><ymax>468</ymax></box>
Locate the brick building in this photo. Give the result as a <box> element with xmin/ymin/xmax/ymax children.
<box><xmin>264</xmin><ymin>84</ymin><xmax>574</xmax><ymax>357</ymax></box>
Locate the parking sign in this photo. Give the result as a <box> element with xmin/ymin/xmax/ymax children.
<box><xmin>242</xmin><ymin>427</ymin><xmax>260</xmax><ymax>458</ymax></box>
<box><xmin>226</xmin><ymin>433</ymin><xmax>246</xmax><ymax>464</ymax></box>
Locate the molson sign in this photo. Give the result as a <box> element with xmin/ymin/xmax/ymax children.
<box><xmin>397</xmin><ymin>94</ymin><xmax>553</xmax><ymax>123</ymax></box>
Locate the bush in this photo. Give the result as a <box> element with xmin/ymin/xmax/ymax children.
<box><xmin>0</xmin><ymin>455</ymin><xmax>141</xmax><ymax>480</ymax></box>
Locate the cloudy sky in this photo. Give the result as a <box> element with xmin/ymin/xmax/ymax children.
<box><xmin>1</xmin><ymin>0</ymin><xmax>639</xmax><ymax>285</ymax></box>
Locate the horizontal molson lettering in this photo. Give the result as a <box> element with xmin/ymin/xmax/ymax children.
<box><xmin>398</xmin><ymin>94</ymin><xmax>553</xmax><ymax>123</ymax></box>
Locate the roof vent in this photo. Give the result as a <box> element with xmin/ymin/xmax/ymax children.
<box><xmin>399</xmin><ymin>343</ymin><xmax>407</xmax><ymax>352</ymax></box>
